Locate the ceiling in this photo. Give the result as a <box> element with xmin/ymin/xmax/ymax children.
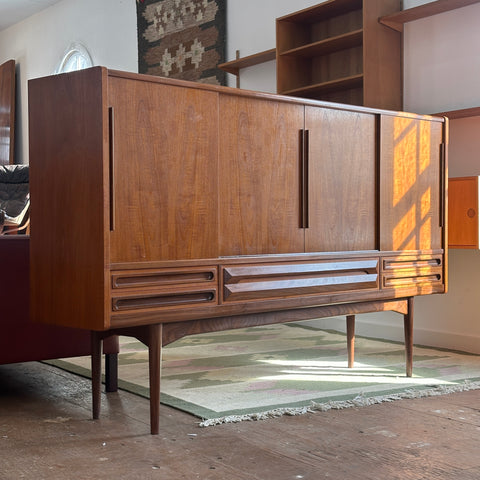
<box><xmin>0</xmin><ymin>0</ymin><xmax>62</xmax><ymax>31</ymax></box>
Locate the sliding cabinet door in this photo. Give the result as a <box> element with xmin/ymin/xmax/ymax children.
<box><xmin>108</xmin><ymin>76</ymin><xmax>219</xmax><ymax>263</ymax></box>
<box><xmin>218</xmin><ymin>95</ymin><xmax>305</xmax><ymax>256</ymax></box>
<box><xmin>305</xmin><ymin>106</ymin><xmax>377</xmax><ymax>252</ymax></box>
<box><xmin>379</xmin><ymin>115</ymin><xmax>445</xmax><ymax>252</ymax></box>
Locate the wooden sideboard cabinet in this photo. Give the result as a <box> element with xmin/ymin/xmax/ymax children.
<box><xmin>28</xmin><ymin>67</ymin><xmax>447</xmax><ymax>433</ymax></box>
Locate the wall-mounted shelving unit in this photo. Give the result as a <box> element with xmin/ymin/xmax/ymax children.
<box><xmin>219</xmin><ymin>0</ymin><xmax>480</xmax><ymax>110</ymax></box>
<box><xmin>219</xmin><ymin>0</ymin><xmax>402</xmax><ymax>109</ymax></box>
<box><xmin>275</xmin><ymin>0</ymin><xmax>402</xmax><ymax>109</ymax></box>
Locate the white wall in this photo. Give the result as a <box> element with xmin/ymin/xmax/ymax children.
<box><xmin>0</xmin><ymin>0</ymin><xmax>137</xmax><ymax>164</ymax></box>
<box><xmin>403</xmin><ymin>3</ymin><xmax>480</xmax><ymax>114</ymax></box>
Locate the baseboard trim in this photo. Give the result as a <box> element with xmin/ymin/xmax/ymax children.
<box><xmin>312</xmin><ymin>316</ymin><xmax>480</xmax><ymax>355</ymax></box>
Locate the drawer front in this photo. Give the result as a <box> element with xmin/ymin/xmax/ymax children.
<box><xmin>111</xmin><ymin>266</ymin><xmax>217</xmax><ymax>312</ymax></box>
<box><xmin>222</xmin><ymin>259</ymin><xmax>378</xmax><ymax>303</ymax></box>
<box><xmin>382</xmin><ymin>255</ymin><xmax>443</xmax><ymax>288</ymax></box>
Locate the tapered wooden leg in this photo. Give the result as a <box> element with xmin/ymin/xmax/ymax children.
<box><xmin>404</xmin><ymin>297</ymin><xmax>414</xmax><ymax>377</ymax></box>
<box><xmin>346</xmin><ymin>315</ymin><xmax>355</xmax><ymax>368</ymax></box>
<box><xmin>91</xmin><ymin>331</ymin><xmax>102</xmax><ymax>420</ymax></box>
<box><xmin>148</xmin><ymin>324</ymin><xmax>162</xmax><ymax>435</ymax></box>
<box><xmin>105</xmin><ymin>353</ymin><xmax>118</xmax><ymax>393</ymax></box>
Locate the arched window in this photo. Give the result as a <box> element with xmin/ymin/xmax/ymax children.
<box><xmin>55</xmin><ymin>43</ymin><xmax>93</xmax><ymax>74</ymax></box>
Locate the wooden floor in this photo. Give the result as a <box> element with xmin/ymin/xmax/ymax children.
<box><xmin>1</xmin><ymin>361</ymin><xmax>480</xmax><ymax>479</ymax></box>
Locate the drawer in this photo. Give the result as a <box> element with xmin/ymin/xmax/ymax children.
<box><xmin>112</xmin><ymin>266</ymin><xmax>216</xmax><ymax>289</ymax></box>
<box><xmin>111</xmin><ymin>289</ymin><xmax>217</xmax><ymax>312</ymax></box>
<box><xmin>382</xmin><ymin>255</ymin><xmax>443</xmax><ymax>288</ymax></box>
<box><xmin>222</xmin><ymin>259</ymin><xmax>378</xmax><ymax>303</ymax></box>
<box><xmin>111</xmin><ymin>266</ymin><xmax>217</xmax><ymax>312</ymax></box>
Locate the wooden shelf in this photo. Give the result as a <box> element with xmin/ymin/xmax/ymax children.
<box><xmin>379</xmin><ymin>0</ymin><xmax>480</xmax><ymax>32</ymax></box>
<box><xmin>434</xmin><ymin>106</ymin><xmax>480</xmax><ymax>119</ymax></box>
<box><xmin>218</xmin><ymin>48</ymin><xmax>276</xmax><ymax>76</ymax></box>
<box><xmin>282</xmin><ymin>74</ymin><xmax>363</xmax><ymax>98</ymax></box>
<box><xmin>280</xmin><ymin>29</ymin><xmax>363</xmax><ymax>59</ymax></box>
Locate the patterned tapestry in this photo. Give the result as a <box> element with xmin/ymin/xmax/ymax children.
<box><xmin>137</xmin><ymin>0</ymin><xmax>226</xmax><ymax>86</ymax></box>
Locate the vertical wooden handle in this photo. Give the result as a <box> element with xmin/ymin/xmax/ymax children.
<box><xmin>304</xmin><ymin>129</ymin><xmax>309</xmax><ymax>229</ymax></box>
<box><xmin>439</xmin><ymin>143</ymin><xmax>446</xmax><ymax>228</ymax></box>
<box><xmin>299</xmin><ymin>129</ymin><xmax>309</xmax><ymax>229</ymax></box>
<box><xmin>109</xmin><ymin>107</ymin><xmax>115</xmax><ymax>231</ymax></box>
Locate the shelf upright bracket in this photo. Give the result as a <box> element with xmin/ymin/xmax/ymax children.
<box><xmin>235</xmin><ymin>50</ymin><xmax>240</xmax><ymax>89</ymax></box>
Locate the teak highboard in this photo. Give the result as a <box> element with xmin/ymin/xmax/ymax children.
<box><xmin>28</xmin><ymin>67</ymin><xmax>448</xmax><ymax>434</ymax></box>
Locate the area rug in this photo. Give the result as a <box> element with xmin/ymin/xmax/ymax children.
<box><xmin>137</xmin><ymin>0</ymin><xmax>226</xmax><ymax>85</ymax></box>
<box><xmin>46</xmin><ymin>321</ymin><xmax>480</xmax><ymax>426</ymax></box>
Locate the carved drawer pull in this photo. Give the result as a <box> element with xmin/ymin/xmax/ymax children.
<box><xmin>112</xmin><ymin>268</ymin><xmax>216</xmax><ymax>289</ymax></box>
<box><xmin>112</xmin><ymin>291</ymin><xmax>216</xmax><ymax>311</ymax></box>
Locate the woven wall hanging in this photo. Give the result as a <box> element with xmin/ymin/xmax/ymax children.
<box><xmin>137</xmin><ymin>0</ymin><xmax>226</xmax><ymax>85</ymax></box>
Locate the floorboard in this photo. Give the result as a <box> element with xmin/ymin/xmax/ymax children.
<box><xmin>1</xmin><ymin>362</ymin><xmax>479</xmax><ymax>480</ymax></box>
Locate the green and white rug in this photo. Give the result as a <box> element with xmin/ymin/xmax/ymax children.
<box><xmin>47</xmin><ymin>321</ymin><xmax>480</xmax><ymax>426</ymax></box>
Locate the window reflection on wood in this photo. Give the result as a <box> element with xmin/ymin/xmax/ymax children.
<box><xmin>381</xmin><ymin>116</ymin><xmax>442</xmax><ymax>252</ymax></box>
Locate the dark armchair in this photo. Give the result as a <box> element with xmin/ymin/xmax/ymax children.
<box><xmin>0</xmin><ymin>164</ymin><xmax>118</xmax><ymax>389</ymax></box>
<box><xmin>0</xmin><ymin>164</ymin><xmax>30</xmax><ymax>235</ymax></box>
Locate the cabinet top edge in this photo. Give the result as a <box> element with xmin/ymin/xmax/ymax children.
<box><xmin>28</xmin><ymin>66</ymin><xmax>444</xmax><ymax>122</ymax></box>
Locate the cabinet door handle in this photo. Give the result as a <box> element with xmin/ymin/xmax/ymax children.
<box><xmin>299</xmin><ymin>129</ymin><xmax>309</xmax><ymax>228</ymax></box>
<box><xmin>109</xmin><ymin>106</ymin><xmax>115</xmax><ymax>231</ymax></box>
<box><xmin>439</xmin><ymin>142</ymin><xmax>446</xmax><ymax>228</ymax></box>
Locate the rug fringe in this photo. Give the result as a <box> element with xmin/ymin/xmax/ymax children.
<box><xmin>198</xmin><ymin>380</ymin><xmax>480</xmax><ymax>427</ymax></box>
